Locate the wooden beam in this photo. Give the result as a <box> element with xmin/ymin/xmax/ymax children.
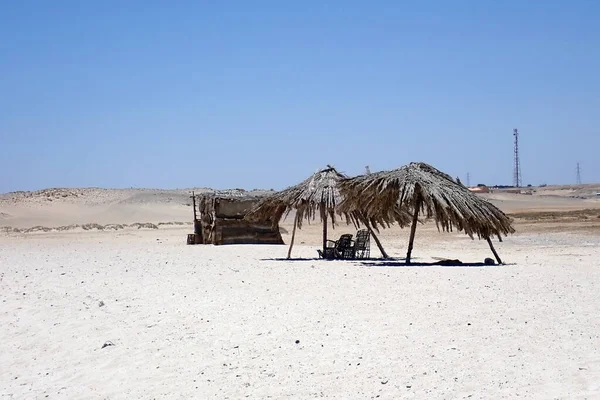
<box><xmin>486</xmin><ymin>236</ymin><xmax>503</xmax><ymax>264</ymax></box>
<box><xmin>287</xmin><ymin>215</ymin><xmax>298</xmax><ymax>259</ymax></box>
<box><xmin>191</xmin><ymin>191</ymin><xmax>197</xmax><ymax>221</ymax></box>
<box><xmin>322</xmin><ymin>209</ymin><xmax>328</xmax><ymax>255</ymax></box>
<box><xmin>360</xmin><ymin>215</ymin><xmax>389</xmax><ymax>259</ymax></box>
<box><xmin>406</xmin><ymin>196</ymin><xmax>422</xmax><ymax>264</ymax></box>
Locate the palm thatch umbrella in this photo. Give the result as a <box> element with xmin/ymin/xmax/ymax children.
<box><xmin>246</xmin><ymin>165</ymin><xmax>410</xmax><ymax>259</ymax></box>
<box><xmin>338</xmin><ymin>162</ymin><xmax>516</xmax><ymax>264</ymax></box>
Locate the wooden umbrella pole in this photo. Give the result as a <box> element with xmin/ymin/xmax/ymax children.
<box><xmin>322</xmin><ymin>209</ymin><xmax>328</xmax><ymax>255</ymax></box>
<box><xmin>287</xmin><ymin>215</ymin><xmax>298</xmax><ymax>259</ymax></box>
<box><xmin>486</xmin><ymin>236</ymin><xmax>503</xmax><ymax>264</ymax></box>
<box><xmin>406</xmin><ymin>196</ymin><xmax>422</xmax><ymax>264</ymax></box>
<box><xmin>361</xmin><ymin>216</ymin><xmax>389</xmax><ymax>259</ymax></box>
<box><xmin>370</xmin><ymin>229</ymin><xmax>388</xmax><ymax>259</ymax></box>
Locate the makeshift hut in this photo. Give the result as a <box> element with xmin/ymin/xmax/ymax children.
<box><xmin>338</xmin><ymin>162</ymin><xmax>515</xmax><ymax>264</ymax></box>
<box><xmin>191</xmin><ymin>190</ymin><xmax>284</xmax><ymax>245</ymax></box>
<box><xmin>246</xmin><ymin>165</ymin><xmax>411</xmax><ymax>259</ymax></box>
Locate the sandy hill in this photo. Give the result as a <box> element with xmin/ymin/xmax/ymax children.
<box><xmin>480</xmin><ymin>184</ymin><xmax>600</xmax><ymax>213</ymax></box>
<box><xmin>0</xmin><ymin>187</ymin><xmax>273</xmax><ymax>230</ymax></box>
<box><xmin>1</xmin><ymin>184</ymin><xmax>599</xmax><ymax>233</ymax></box>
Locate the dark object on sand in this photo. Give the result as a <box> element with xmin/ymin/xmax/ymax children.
<box><xmin>434</xmin><ymin>259</ymin><xmax>463</xmax><ymax>266</ymax></box>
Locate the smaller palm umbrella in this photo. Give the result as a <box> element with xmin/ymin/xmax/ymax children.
<box><xmin>339</xmin><ymin>162</ymin><xmax>516</xmax><ymax>264</ymax></box>
<box><xmin>246</xmin><ymin>165</ymin><xmax>408</xmax><ymax>259</ymax></box>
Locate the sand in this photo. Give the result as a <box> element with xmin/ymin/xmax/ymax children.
<box><xmin>1</xmin><ymin>186</ymin><xmax>600</xmax><ymax>399</ymax></box>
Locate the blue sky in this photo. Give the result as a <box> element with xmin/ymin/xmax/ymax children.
<box><xmin>1</xmin><ymin>1</ymin><xmax>599</xmax><ymax>192</ymax></box>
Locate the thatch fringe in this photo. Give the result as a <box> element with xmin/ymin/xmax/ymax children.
<box><xmin>246</xmin><ymin>165</ymin><xmax>411</xmax><ymax>231</ymax></box>
<box><xmin>338</xmin><ymin>162</ymin><xmax>515</xmax><ymax>240</ymax></box>
<box><xmin>246</xmin><ymin>165</ymin><xmax>412</xmax><ymax>259</ymax></box>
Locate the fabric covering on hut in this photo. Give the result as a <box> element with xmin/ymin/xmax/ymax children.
<box><xmin>246</xmin><ymin>165</ymin><xmax>410</xmax><ymax>259</ymax></box>
<box><xmin>338</xmin><ymin>162</ymin><xmax>515</xmax><ymax>264</ymax></box>
<box><xmin>197</xmin><ymin>189</ymin><xmax>284</xmax><ymax>245</ymax></box>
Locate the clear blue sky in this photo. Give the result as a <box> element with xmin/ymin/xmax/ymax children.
<box><xmin>1</xmin><ymin>1</ymin><xmax>599</xmax><ymax>192</ymax></box>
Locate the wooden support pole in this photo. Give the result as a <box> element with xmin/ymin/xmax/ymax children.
<box><xmin>486</xmin><ymin>236</ymin><xmax>503</xmax><ymax>265</ymax></box>
<box><xmin>360</xmin><ymin>216</ymin><xmax>389</xmax><ymax>259</ymax></box>
<box><xmin>370</xmin><ymin>228</ymin><xmax>388</xmax><ymax>259</ymax></box>
<box><xmin>406</xmin><ymin>196</ymin><xmax>422</xmax><ymax>264</ymax></box>
<box><xmin>322</xmin><ymin>211</ymin><xmax>328</xmax><ymax>255</ymax></box>
<box><xmin>191</xmin><ymin>191</ymin><xmax>197</xmax><ymax>221</ymax></box>
<box><xmin>287</xmin><ymin>216</ymin><xmax>298</xmax><ymax>259</ymax></box>
<box><xmin>191</xmin><ymin>191</ymin><xmax>202</xmax><ymax>238</ymax></box>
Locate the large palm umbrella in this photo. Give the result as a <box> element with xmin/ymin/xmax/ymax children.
<box><xmin>246</xmin><ymin>165</ymin><xmax>410</xmax><ymax>259</ymax></box>
<box><xmin>338</xmin><ymin>162</ymin><xmax>515</xmax><ymax>264</ymax></box>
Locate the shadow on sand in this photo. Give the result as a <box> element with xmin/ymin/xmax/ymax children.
<box><xmin>359</xmin><ymin>260</ymin><xmax>506</xmax><ymax>268</ymax></box>
<box><xmin>261</xmin><ymin>257</ymin><xmax>513</xmax><ymax>267</ymax></box>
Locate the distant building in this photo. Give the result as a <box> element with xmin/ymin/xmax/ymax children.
<box><xmin>468</xmin><ymin>186</ymin><xmax>490</xmax><ymax>194</ymax></box>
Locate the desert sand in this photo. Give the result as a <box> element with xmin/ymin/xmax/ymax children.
<box><xmin>1</xmin><ymin>186</ymin><xmax>600</xmax><ymax>399</ymax></box>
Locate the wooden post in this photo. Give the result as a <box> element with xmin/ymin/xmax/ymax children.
<box><xmin>360</xmin><ymin>216</ymin><xmax>389</xmax><ymax>259</ymax></box>
<box><xmin>322</xmin><ymin>210</ymin><xmax>328</xmax><ymax>256</ymax></box>
<box><xmin>191</xmin><ymin>191</ymin><xmax>197</xmax><ymax>221</ymax></box>
<box><xmin>406</xmin><ymin>196</ymin><xmax>422</xmax><ymax>264</ymax></box>
<box><xmin>369</xmin><ymin>228</ymin><xmax>388</xmax><ymax>259</ymax></box>
<box><xmin>486</xmin><ymin>236</ymin><xmax>503</xmax><ymax>264</ymax></box>
<box><xmin>191</xmin><ymin>191</ymin><xmax>202</xmax><ymax>239</ymax></box>
<box><xmin>287</xmin><ymin>215</ymin><xmax>298</xmax><ymax>259</ymax></box>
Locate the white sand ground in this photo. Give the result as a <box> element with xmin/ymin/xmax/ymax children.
<box><xmin>1</xmin><ymin>187</ymin><xmax>600</xmax><ymax>399</ymax></box>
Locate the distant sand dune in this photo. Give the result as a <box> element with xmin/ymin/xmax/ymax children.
<box><xmin>509</xmin><ymin>208</ymin><xmax>600</xmax><ymax>221</ymax></box>
<box><xmin>1</xmin><ymin>185</ymin><xmax>599</xmax><ymax>234</ymax></box>
<box><xmin>0</xmin><ymin>221</ymin><xmax>192</xmax><ymax>234</ymax></box>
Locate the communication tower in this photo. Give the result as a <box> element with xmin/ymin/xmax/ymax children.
<box><xmin>513</xmin><ymin>129</ymin><xmax>522</xmax><ymax>187</ymax></box>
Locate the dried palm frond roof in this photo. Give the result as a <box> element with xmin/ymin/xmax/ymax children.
<box><xmin>246</xmin><ymin>165</ymin><xmax>411</xmax><ymax>229</ymax></box>
<box><xmin>338</xmin><ymin>162</ymin><xmax>515</xmax><ymax>239</ymax></box>
<box><xmin>195</xmin><ymin>188</ymin><xmax>274</xmax><ymax>200</ymax></box>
